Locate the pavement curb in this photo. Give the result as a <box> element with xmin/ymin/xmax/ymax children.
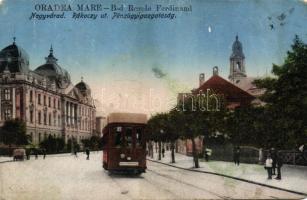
<box><xmin>0</xmin><ymin>160</ymin><xmax>14</xmax><ymax>164</ymax></box>
<box><xmin>147</xmin><ymin>158</ymin><xmax>307</xmax><ymax>197</ymax></box>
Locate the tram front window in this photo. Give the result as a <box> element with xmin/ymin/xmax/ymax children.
<box><xmin>125</xmin><ymin>127</ymin><xmax>133</xmax><ymax>148</ymax></box>
<box><xmin>114</xmin><ymin>126</ymin><xmax>123</xmax><ymax>147</ymax></box>
<box><xmin>136</xmin><ymin>128</ymin><xmax>142</xmax><ymax>147</ymax></box>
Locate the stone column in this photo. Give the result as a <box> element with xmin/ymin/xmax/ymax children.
<box><xmin>63</xmin><ymin>100</ymin><xmax>66</xmax><ymax>125</ymax></box>
<box><xmin>75</xmin><ymin>104</ymin><xmax>78</xmax><ymax>127</ymax></box>
<box><xmin>0</xmin><ymin>88</ymin><xmax>2</xmax><ymax>121</ymax></box>
<box><xmin>71</xmin><ymin>103</ymin><xmax>74</xmax><ymax>126</ymax></box>
<box><xmin>12</xmin><ymin>88</ymin><xmax>16</xmax><ymax>119</ymax></box>
<box><xmin>67</xmin><ymin>101</ymin><xmax>70</xmax><ymax>125</ymax></box>
<box><xmin>70</xmin><ymin>102</ymin><xmax>73</xmax><ymax>126</ymax></box>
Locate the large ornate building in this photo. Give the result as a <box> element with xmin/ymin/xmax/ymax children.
<box><xmin>0</xmin><ymin>39</ymin><xmax>96</xmax><ymax>145</ymax></box>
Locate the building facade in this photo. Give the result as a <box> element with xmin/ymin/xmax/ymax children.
<box><xmin>0</xmin><ymin>39</ymin><xmax>96</xmax><ymax>145</ymax></box>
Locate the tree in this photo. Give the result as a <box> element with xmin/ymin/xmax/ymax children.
<box><xmin>175</xmin><ymin>94</ymin><xmax>219</xmax><ymax>168</ymax></box>
<box><xmin>225</xmin><ymin>106</ymin><xmax>271</xmax><ymax>147</ymax></box>
<box><xmin>40</xmin><ymin>135</ymin><xmax>65</xmax><ymax>153</ymax></box>
<box><xmin>81</xmin><ymin>136</ymin><xmax>102</xmax><ymax>150</ymax></box>
<box><xmin>0</xmin><ymin>119</ymin><xmax>28</xmax><ymax>146</ymax></box>
<box><xmin>66</xmin><ymin>138</ymin><xmax>80</xmax><ymax>152</ymax></box>
<box><xmin>254</xmin><ymin>36</ymin><xmax>307</xmax><ymax>149</ymax></box>
<box><xmin>147</xmin><ymin>113</ymin><xmax>168</xmax><ymax>160</ymax></box>
<box><xmin>166</xmin><ymin>109</ymin><xmax>181</xmax><ymax>163</ymax></box>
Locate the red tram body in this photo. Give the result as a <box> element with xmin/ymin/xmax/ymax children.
<box><xmin>102</xmin><ymin>113</ymin><xmax>147</xmax><ymax>174</ymax></box>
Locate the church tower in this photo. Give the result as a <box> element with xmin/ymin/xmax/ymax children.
<box><xmin>229</xmin><ymin>35</ymin><xmax>247</xmax><ymax>83</ymax></box>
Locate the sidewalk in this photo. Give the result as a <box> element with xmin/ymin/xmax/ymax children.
<box><xmin>147</xmin><ymin>150</ymin><xmax>307</xmax><ymax>194</ymax></box>
<box><xmin>0</xmin><ymin>156</ymin><xmax>12</xmax><ymax>163</ymax></box>
<box><xmin>0</xmin><ymin>153</ymin><xmax>72</xmax><ymax>163</ymax></box>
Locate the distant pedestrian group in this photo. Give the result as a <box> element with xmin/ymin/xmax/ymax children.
<box><xmin>265</xmin><ymin>148</ymin><xmax>283</xmax><ymax>180</ymax></box>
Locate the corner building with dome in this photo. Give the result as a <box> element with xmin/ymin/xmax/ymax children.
<box><xmin>0</xmin><ymin>39</ymin><xmax>96</xmax><ymax>145</ymax></box>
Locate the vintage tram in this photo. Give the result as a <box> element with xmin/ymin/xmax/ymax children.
<box><xmin>102</xmin><ymin>113</ymin><xmax>147</xmax><ymax>174</ymax></box>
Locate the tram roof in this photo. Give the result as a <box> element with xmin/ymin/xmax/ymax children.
<box><xmin>107</xmin><ymin>113</ymin><xmax>147</xmax><ymax>125</ymax></box>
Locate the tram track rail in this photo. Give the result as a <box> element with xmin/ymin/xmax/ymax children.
<box><xmin>147</xmin><ymin>168</ymin><xmax>233</xmax><ymax>199</ymax></box>
<box><xmin>147</xmin><ymin>159</ymin><xmax>307</xmax><ymax>197</ymax></box>
<box><xmin>107</xmin><ymin>171</ymin><xmax>183</xmax><ymax>199</ymax></box>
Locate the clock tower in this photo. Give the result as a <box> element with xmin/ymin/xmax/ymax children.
<box><xmin>229</xmin><ymin>35</ymin><xmax>247</xmax><ymax>83</ymax></box>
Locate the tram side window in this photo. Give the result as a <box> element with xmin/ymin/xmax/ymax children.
<box><xmin>114</xmin><ymin>126</ymin><xmax>122</xmax><ymax>147</ymax></box>
<box><xmin>136</xmin><ymin>128</ymin><xmax>142</xmax><ymax>147</ymax></box>
<box><xmin>125</xmin><ymin>127</ymin><xmax>133</xmax><ymax>148</ymax></box>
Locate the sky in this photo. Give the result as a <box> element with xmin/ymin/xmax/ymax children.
<box><xmin>0</xmin><ymin>0</ymin><xmax>307</xmax><ymax>115</ymax></box>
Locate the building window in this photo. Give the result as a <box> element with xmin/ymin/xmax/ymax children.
<box><xmin>30</xmin><ymin>110</ymin><xmax>33</xmax><ymax>123</ymax></box>
<box><xmin>38</xmin><ymin>94</ymin><xmax>41</xmax><ymax>105</ymax></box>
<box><xmin>38</xmin><ymin>111</ymin><xmax>42</xmax><ymax>124</ymax></box>
<box><xmin>53</xmin><ymin>113</ymin><xmax>56</xmax><ymax>126</ymax></box>
<box><xmin>4</xmin><ymin>89</ymin><xmax>11</xmax><ymax>100</ymax></box>
<box><xmin>48</xmin><ymin>97</ymin><xmax>51</xmax><ymax>107</ymax></box>
<box><xmin>43</xmin><ymin>95</ymin><xmax>46</xmax><ymax>106</ymax></box>
<box><xmin>30</xmin><ymin>90</ymin><xmax>33</xmax><ymax>102</ymax></box>
<box><xmin>49</xmin><ymin>113</ymin><xmax>52</xmax><ymax>126</ymax></box>
<box><xmin>54</xmin><ymin>98</ymin><xmax>56</xmax><ymax>108</ymax></box>
<box><xmin>58</xmin><ymin>115</ymin><xmax>61</xmax><ymax>127</ymax></box>
<box><xmin>4</xmin><ymin>108</ymin><xmax>11</xmax><ymax>120</ymax></box>
<box><xmin>44</xmin><ymin>112</ymin><xmax>47</xmax><ymax>125</ymax></box>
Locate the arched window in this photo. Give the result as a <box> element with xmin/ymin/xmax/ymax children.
<box><xmin>30</xmin><ymin>110</ymin><xmax>34</xmax><ymax>123</ymax></box>
<box><xmin>236</xmin><ymin>62</ymin><xmax>241</xmax><ymax>70</ymax></box>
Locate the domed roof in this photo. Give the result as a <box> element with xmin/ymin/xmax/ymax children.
<box><xmin>75</xmin><ymin>78</ymin><xmax>91</xmax><ymax>96</ymax></box>
<box><xmin>34</xmin><ymin>46</ymin><xmax>71</xmax><ymax>88</ymax></box>
<box><xmin>0</xmin><ymin>39</ymin><xmax>30</xmax><ymax>73</ymax></box>
<box><xmin>230</xmin><ymin>35</ymin><xmax>245</xmax><ymax>59</ymax></box>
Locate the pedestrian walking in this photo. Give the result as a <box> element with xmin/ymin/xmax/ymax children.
<box><xmin>26</xmin><ymin>148</ymin><xmax>31</xmax><ymax>160</ymax></box>
<box><xmin>258</xmin><ymin>148</ymin><xmax>263</xmax><ymax>164</ymax></box>
<box><xmin>35</xmin><ymin>149</ymin><xmax>38</xmax><ymax>159</ymax></box>
<box><xmin>233</xmin><ymin>146</ymin><xmax>241</xmax><ymax>166</ymax></box>
<box><xmin>86</xmin><ymin>148</ymin><xmax>90</xmax><ymax>160</ymax></box>
<box><xmin>271</xmin><ymin>148</ymin><xmax>277</xmax><ymax>175</ymax></box>
<box><xmin>275</xmin><ymin>152</ymin><xmax>283</xmax><ymax>180</ymax></box>
<box><xmin>265</xmin><ymin>154</ymin><xmax>273</xmax><ymax>179</ymax></box>
<box><xmin>74</xmin><ymin>149</ymin><xmax>78</xmax><ymax>158</ymax></box>
<box><xmin>205</xmin><ymin>148</ymin><xmax>212</xmax><ymax>162</ymax></box>
<box><xmin>162</xmin><ymin>148</ymin><xmax>165</xmax><ymax>158</ymax></box>
<box><xmin>43</xmin><ymin>149</ymin><xmax>46</xmax><ymax>159</ymax></box>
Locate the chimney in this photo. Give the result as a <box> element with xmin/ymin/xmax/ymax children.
<box><xmin>213</xmin><ymin>66</ymin><xmax>219</xmax><ymax>76</ymax></box>
<box><xmin>199</xmin><ymin>73</ymin><xmax>205</xmax><ymax>86</ymax></box>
